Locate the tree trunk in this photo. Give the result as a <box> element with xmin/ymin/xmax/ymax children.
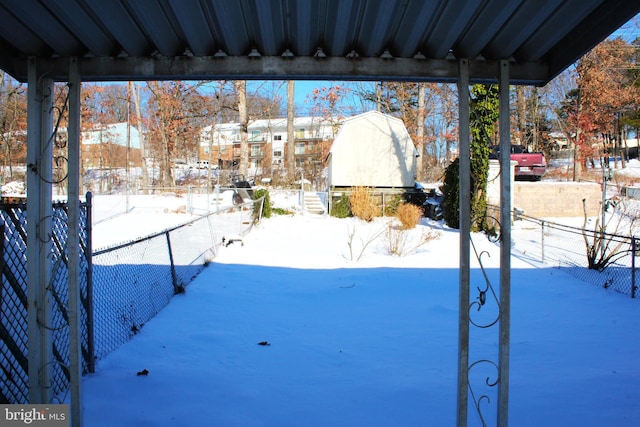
<box><xmin>287</xmin><ymin>80</ymin><xmax>295</xmax><ymax>180</ymax></box>
<box><xmin>416</xmin><ymin>83</ymin><xmax>425</xmax><ymax>180</ymax></box>
<box><xmin>130</xmin><ymin>82</ymin><xmax>149</xmax><ymax>190</ymax></box>
<box><xmin>515</xmin><ymin>86</ymin><xmax>526</xmax><ymax>146</ymax></box>
<box><xmin>236</xmin><ymin>80</ymin><xmax>249</xmax><ymax>177</ymax></box>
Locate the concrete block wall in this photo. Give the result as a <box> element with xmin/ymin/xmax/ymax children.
<box><xmin>513</xmin><ymin>181</ymin><xmax>601</xmax><ymax>218</ymax></box>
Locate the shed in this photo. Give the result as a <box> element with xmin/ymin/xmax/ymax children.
<box><xmin>327</xmin><ymin>111</ymin><xmax>417</xmax><ymax>189</ymax></box>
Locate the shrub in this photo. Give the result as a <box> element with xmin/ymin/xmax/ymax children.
<box><xmin>395</xmin><ymin>203</ymin><xmax>422</xmax><ymax>229</ymax></box>
<box><xmin>349</xmin><ymin>186</ymin><xmax>379</xmax><ymax>222</ymax></box>
<box><xmin>383</xmin><ymin>194</ymin><xmax>403</xmax><ymax>216</ymax></box>
<box><xmin>253</xmin><ymin>188</ymin><xmax>272</xmax><ymax>219</ymax></box>
<box><xmin>331</xmin><ymin>193</ymin><xmax>352</xmax><ymax>218</ymax></box>
<box><xmin>384</xmin><ymin>222</ymin><xmax>441</xmax><ymax>257</ymax></box>
<box><xmin>272</xmin><ymin>207</ymin><xmax>294</xmax><ymax>216</ymax></box>
<box><xmin>442</xmin><ymin>157</ymin><xmax>460</xmax><ymax>229</ymax></box>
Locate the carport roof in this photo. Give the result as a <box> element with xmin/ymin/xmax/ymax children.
<box><xmin>0</xmin><ymin>0</ymin><xmax>638</xmax><ymax>85</ymax></box>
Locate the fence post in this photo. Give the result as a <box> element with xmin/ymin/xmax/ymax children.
<box><xmin>541</xmin><ymin>220</ymin><xmax>545</xmax><ymax>263</ymax></box>
<box><xmin>85</xmin><ymin>191</ymin><xmax>96</xmax><ymax>373</ymax></box>
<box><xmin>1</xmin><ymin>224</ymin><xmax>3</xmax><ymax>310</ymax></box>
<box><xmin>632</xmin><ymin>237</ymin><xmax>637</xmax><ymax>299</ymax></box>
<box><xmin>165</xmin><ymin>231</ymin><xmax>180</xmax><ymax>294</ymax></box>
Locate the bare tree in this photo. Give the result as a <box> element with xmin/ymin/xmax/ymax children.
<box><xmin>287</xmin><ymin>80</ymin><xmax>295</xmax><ymax>179</ymax></box>
<box><xmin>130</xmin><ymin>82</ymin><xmax>149</xmax><ymax>189</ymax></box>
<box><xmin>235</xmin><ymin>80</ymin><xmax>249</xmax><ymax>177</ymax></box>
<box><xmin>416</xmin><ymin>83</ymin><xmax>426</xmax><ymax>179</ymax></box>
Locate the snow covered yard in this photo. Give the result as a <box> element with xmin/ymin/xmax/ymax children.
<box><xmin>80</xmin><ymin>210</ymin><xmax>640</xmax><ymax>426</ymax></box>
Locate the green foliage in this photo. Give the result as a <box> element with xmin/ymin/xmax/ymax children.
<box><xmin>253</xmin><ymin>188</ymin><xmax>272</xmax><ymax>219</ymax></box>
<box><xmin>442</xmin><ymin>158</ymin><xmax>460</xmax><ymax>228</ymax></box>
<box><xmin>441</xmin><ymin>84</ymin><xmax>499</xmax><ymax>231</ymax></box>
<box><xmin>470</xmin><ymin>84</ymin><xmax>498</xmax><ymax>232</ymax></box>
<box><xmin>383</xmin><ymin>194</ymin><xmax>403</xmax><ymax>216</ymax></box>
<box><xmin>272</xmin><ymin>207</ymin><xmax>294</xmax><ymax>216</ymax></box>
<box><xmin>331</xmin><ymin>193</ymin><xmax>352</xmax><ymax>218</ymax></box>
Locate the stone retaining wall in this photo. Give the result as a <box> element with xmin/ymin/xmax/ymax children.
<box><xmin>513</xmin><ymin>181</ymin><xmax>601</xmax><ymax>218</ymax></box>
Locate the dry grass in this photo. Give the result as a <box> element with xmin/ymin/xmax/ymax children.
<box><xmin>384</xmin><ymin>222</ymin><xmax>441</xmax><ymax>257</ymax></box>
<box><xmin>349</xmin><ymin>187</ymin><xmax>379</xmax><ymax>222</ymax></box>
<box><xmin>395</xmin><ymin>203</ymin><xmax>422</xmax><ymax>229</ymax></box>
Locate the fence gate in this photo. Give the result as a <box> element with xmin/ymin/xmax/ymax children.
<box><xmin>0</xmin><ymin>198</ymin><xmax>91</xmax><ymax>404</ymax></box>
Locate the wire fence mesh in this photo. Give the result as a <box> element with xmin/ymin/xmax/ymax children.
<box><xmin>510</xmin><ymin>211</ymin><xmax>639</xmax><ymax>298</ymax></box>
<box><xmin>0</xmin><ymin>199</ymin><xmax>91</xmax><ymax>404</ymax></box>
<box><xmin>90</xmin><ymin>198</ymin><xmax>263</xmax><ymax>362</ymax></box>
<box><xmin>1</xmin><ymin>194</ymin><xmax>263</xmax><ymax>404</ymax></box>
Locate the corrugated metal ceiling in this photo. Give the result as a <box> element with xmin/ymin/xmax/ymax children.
<box><xmin>0</xmin><ymin>0</ymin><xmax>638</xmax><ymax>84</ymax></box>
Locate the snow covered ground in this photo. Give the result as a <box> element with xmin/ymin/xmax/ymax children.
<box><xmin>79</xmin><ymin>193</ymin><xmax>640</xmax><ymax>427</ymax></box>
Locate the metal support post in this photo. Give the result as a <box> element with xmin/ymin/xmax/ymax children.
<box><xmin>498</xmin><ymin>59</ymin><xmax>511</xmax><ymax>427</ymax></box>
<box><xmin>26</xmin><ymin>57</ymin><xmax>54</xmax><ymax>404</ymax></box>
<box><xmin>67</xmin><ymin>57</ymin><xmax>83</xmax><ymax>427</ymax></box>
<box><xmin>85</xmin><ymin>192</ymin><xmax>95</xmax><ymax>373</ymax></box>
<box><xmin>456</xmin><ymin>58</ymin><xmax>471</xmax><ymax>427</ymax></box>
<box><xmin>632</xmin><ymin>237</ymin><xmax>637</xmax><ymax>299</ymax></box>
<box><xmin>541</xmin><ymin>221</ymin><xmax>546</xmax><ymax>263</ymax></box>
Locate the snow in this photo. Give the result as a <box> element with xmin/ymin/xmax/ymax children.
<box><xmin>80</xmin><ymin>194</ymin><xmax>640</xmax><ymax>426</ymax></box>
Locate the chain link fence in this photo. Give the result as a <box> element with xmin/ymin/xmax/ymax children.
<box><xmin>1</xmin><ymin>199</ymin><xmax>91</xmax><ymax>404</ymax></box>
<box><xmin>510</xmin><ymin>211</ymin><xmax>639</xmax><ymax>298</ymax></box>
<box><xmin>90</xmin><ymin>197</ymin><xmax>263</xmax><ymax>362</ymax></box>
<box><xmin>1</xmin><ymin>194</ymin><xmax>263</xmax><ymax>404</ymax></box>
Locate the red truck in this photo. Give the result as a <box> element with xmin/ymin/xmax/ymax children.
<box><xmin>490</xmin><ymin>145</ymin><xmax>546</xmax><ymax>181</ymax></box>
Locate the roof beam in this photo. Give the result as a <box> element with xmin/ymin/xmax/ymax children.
<box><xmin>3</xmin><ymin>56</ymin><xmax>549</xmax><ymax>85</ymax></box>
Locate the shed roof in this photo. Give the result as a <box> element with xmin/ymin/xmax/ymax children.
<box><xmin>1</xmin><ymin>0</ymin><xmax>638</xmax><ymax>85</ymax></box>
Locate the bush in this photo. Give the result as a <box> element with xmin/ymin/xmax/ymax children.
<box><xmin>349</xmin><ymin>187</ymin><xmax>379</xmax><ymax>222</ymax></box>
<box><xmin>383</xmin><ymin>222</ymin><xmax>441</xmax><ymax>257</ymax></box>
<box><xmin>253</xmin><ymin>188</ymin><xmax>272</xmax><ymax>219</ymax></box>
<box><xmin>383</xmin><ymin>194</ymin><xmax>403</xmax><ymax>216</ymax></box>
<box><xmin>395</xmin><ymin>203</ymin><xmax>422</xmax><ymax>229</ymax></box>
<box><xmin>272</xmin><ymin>207</ymin><xmax>294</xmax><ymax>216</ymax></box>
<box><xmin>331</xmin><ymin>193</ymin><xmax>352</xmax><ymax>218</ymax></box>
<box><xmin>442</xmin><ymin>157</ymin><xmax>460</xmax><ymax>229</ymax></box>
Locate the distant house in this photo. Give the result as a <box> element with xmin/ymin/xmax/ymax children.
<box><xmin>200</xmin><ymin>117</ymin><xmax>334</xmax><ymax>173</ymax></box>
<box><xmin>326</xmin><ymin>111</ymin><xmax>417</xmax><ymax>189</ymax></box>
<box><xmin>82</xmin><ymin>123</ymin><xmax>142</xmax><ymax>168</ymax></box>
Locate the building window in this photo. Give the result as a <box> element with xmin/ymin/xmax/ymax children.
<box><xmin>295</xmin><ymin>142</ymin><xmax>305</xmax><ymax>155</ymax></box>
<box><xmin>274</xmin><ymin>135</ymin><xmax>282</xmax><ymax>141</ymax></box>
<box><xmin>251</xmin><ymin>144</ymin><xmax>261</xmax><ymax>156</ymax></box>
<box><xmin>273</xmin><ymin>150</ymin><xmax>282</xmax><ymax>157</ymax></box>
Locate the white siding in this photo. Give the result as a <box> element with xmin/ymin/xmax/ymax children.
<box><xmin>328</xmin><ymin>111</ymin><xmax>416</xmax><ymax>188</ymax></box>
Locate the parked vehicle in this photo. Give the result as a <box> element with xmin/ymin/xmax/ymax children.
<box><xmin>490</xmin><ymin>145</ymin><xmax>546</xmax><ymax>181</ymax></box>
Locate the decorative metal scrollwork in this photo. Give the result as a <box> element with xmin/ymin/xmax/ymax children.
<box><xmin>468</xmin><ymin>359</ymin><xmax>500</xmax><ymax>427</ymax></box>
<box><xmin>469</xmin><ymin>238</ymin><xmax>501</xmax><ymax>328</ymax></box>
<box><xmin>467</xmin><ymin>211</ymin><xmax>504</xmax><ymax>425</ymax></box>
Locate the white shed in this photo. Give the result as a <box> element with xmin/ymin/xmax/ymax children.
<box><xmin>327</xmin><ymin>110</ymin><xmax>417</xmax><ymax>188</ymax></box>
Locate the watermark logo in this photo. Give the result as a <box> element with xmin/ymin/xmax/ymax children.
<box><xmin>1</xmin><ymin>405</ymin><xmax>69</xmax><ymax>426</ymax></box>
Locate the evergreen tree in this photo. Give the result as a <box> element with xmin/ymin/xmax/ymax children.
<box><xmin>442</xmin><ymin>84</ymin><xmax>499</xmax><ymax>231</ymax></box>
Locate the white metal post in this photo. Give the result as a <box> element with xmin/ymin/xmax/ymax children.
<box><xmin>67</xmin><ymin>57</ymin><xmax>83</xmax><ymax>427</ymax></box>
<box><xmin>26</xmin><ymin>57</ymin><xmax>54</xmax><ymax>403</ymax></box>
<box><xmin>456</xmin><ymin>58</ymin><xmax>471</xmax><ymax>427</ymax></box>
<box><xmin>498</xmin><ymin>59</ymin><xmax>512</xmax><ymax>426</ymax></box>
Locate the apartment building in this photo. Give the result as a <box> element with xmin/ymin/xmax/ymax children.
<box><xmin>199</xmin><ymin>116</ymin><xmax>336</xmax><ymax>174</ymax></box>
